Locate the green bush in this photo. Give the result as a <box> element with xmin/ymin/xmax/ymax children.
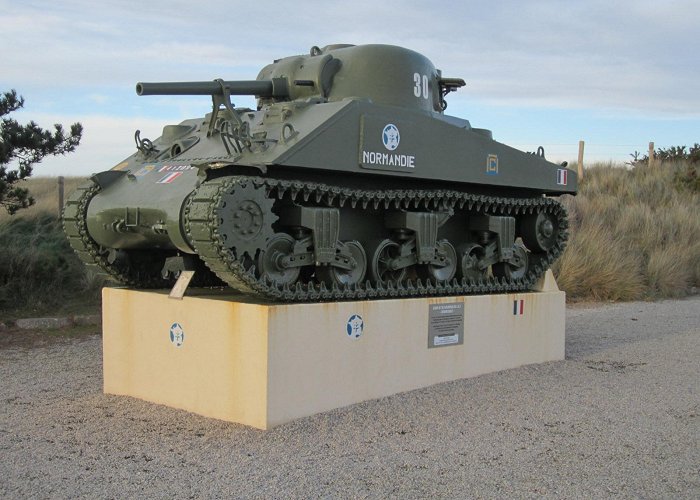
<box><xmin>630</xmin><ymin>143</ymin><xmax>700</xmax><ymax>165</ymax></box>
<box><xmin>673</xmin><ymin>162</ymin><xmax>699</xmax><ymax>193</ymax></box>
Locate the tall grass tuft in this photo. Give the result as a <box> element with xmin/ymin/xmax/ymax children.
<box><xmin>0</xmin><ymin>177</ymin><xmax>102</xmax><ymax>315</ymax></box>
<box><xmin>554</xmin><ymin>161</ymin><xmax>700</xmax><ymax>301</ymax></box>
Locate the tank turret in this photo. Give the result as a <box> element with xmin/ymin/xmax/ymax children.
<box><xmin>256</xmin><ymin>44</ymin><xmax>465</xmax><ymax>112</ymax></box>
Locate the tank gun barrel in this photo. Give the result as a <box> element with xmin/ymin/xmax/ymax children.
<box><xmin>135</xmin><ymin>78</ymin><xmax>289</xmax><ymax>98</ymax></box>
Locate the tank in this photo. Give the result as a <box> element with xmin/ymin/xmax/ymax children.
<box><xmin>63</xmin><ymin>44</ymin><xmax>577</xmax><ymax>302</ymax></box>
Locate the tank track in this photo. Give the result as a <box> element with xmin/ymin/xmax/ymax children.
<box><xmin>63</xmin><ymin>180</ymin><xmax>220</xmax><ymax>288</ymax></box>
<box><xmin>185</xmin><ymin>175</ymin><xmax>568</xmax><ymax>302</ymax></box>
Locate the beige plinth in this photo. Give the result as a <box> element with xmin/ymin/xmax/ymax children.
<box><xmin>103</xmin><ymin>270</ymin><xmax>564</xmax><ymax>430</ymax></box>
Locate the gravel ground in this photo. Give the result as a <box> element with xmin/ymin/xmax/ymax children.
<box><xmin>1</xmin><ymin>297</ymin><xmax>698</xmax><ymax>498</ymax></box>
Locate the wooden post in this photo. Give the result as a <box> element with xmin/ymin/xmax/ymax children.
<box><xmin>577</xmin><ymin>140</ymin><xmax>585</xmax><ymax>179</ymax></box>
<box><xmin>648</xmin><ymin>142</ymin><xmax>655</xmax><ymax>166</ymax></box>
<box><xmin>58</xmin><ymin>176</ymin><xmax>65</xmax><ymax>217</ymax></box>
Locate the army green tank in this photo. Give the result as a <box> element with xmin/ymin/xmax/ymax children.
<box><xmin>63</xmin><ymin>44</ymin><xmax>576</xmax><ymax>302</ymax></box>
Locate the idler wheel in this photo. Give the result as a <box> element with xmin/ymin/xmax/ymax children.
<box><xmin>369</xmin><ymin>239</ymin><xmax>406</xmax><ymax>285</ymax></box>
<box><xmin>417</xmin><ymin>239</ymin><xmax>457</xmax><ymax>282</ymax></box>
<box><xmin>256</xmin><ymin>233</ymin><xmax>300</xmax><ymax>286</ymax></box>
<box><xmin>493</xmin><ymin>244</ymin><xmax>529</xmax><ymax>280</ymax></box>
<box><xmin>316</xmin><ymin>241</ymin><xmax>367</xmax><ymax>287</ymax></box>
<box><xmin>521</xmin><ymin>211</ymin><xmax>558</xmax><ymax>252</ymax></box>
<box><xmin>458</xmin><ymin>243</ymin><xmax>487</xmax><ymax>281</ymax></box>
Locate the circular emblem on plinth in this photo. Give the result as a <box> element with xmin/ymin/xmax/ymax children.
<box><xmin>382</xmin><ymin>124</ymin><xmax>400</xmax><ymax>151</ymax></box>
<box><xmin>170</xmin><ymin>322</ymin><xmax>185</xmax><ymax>347</ymax></box>
<box><xmin>346</xmin><ymin>314</ymin><xmax>364</xmax><ymax>339</ymax></box>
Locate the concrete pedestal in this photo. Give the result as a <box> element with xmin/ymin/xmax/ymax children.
<box><xmin>103</xmin><ymin>271</ymin><xmax>564</xmax><ymax>430</ymax></box>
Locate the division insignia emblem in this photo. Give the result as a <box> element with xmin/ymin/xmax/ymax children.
<box><xmin>382</xmin><ymin>124</ymin><xmax>400</xmax><ymax>151</ymax></box>
<box><xmin>169</xmin><ymin>322</ymin><xmax>185</xmax><ymax>347</ymax></box>
<box><xmin>346</xmin><ymin>314</ymin><xmax>364</xmax><ymax>339</ymax></box>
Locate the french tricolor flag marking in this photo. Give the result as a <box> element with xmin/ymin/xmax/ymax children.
<box><xmin>156</xmin><ymin>172</ymin><xmax>183</xmax><ymax>184</ymax></box>
<box><xmin>557</xmin><ymin>169</ymin><xmax>568</xmax><ymax>186</ymax></box>
<box><xmin>513</xmin><ymin>299</ymin><xmax>524</xmax><ymax>315</ymax></box>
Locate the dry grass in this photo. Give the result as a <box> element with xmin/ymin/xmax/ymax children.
<box><xmin>0</xmin><ymin>177</ymin><xmax>87</xmax><ymax>223</ymax></box>
<box><xmin>554</xmin><ymin>161</ymin><xmax>700</xmax><ymax>301</ymax></box>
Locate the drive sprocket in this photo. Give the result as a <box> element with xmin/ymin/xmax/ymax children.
<box><xmin>215</xmin><ymin>179</ymin><xmax>277</xmax><ymax>259</ymax></box>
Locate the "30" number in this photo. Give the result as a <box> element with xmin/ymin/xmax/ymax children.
<box><xmin>413</xmin><ymin>73</ymin><xmax>429</xmax><ymax>99</ymax></box>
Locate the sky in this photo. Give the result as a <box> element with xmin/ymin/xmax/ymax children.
<box><xmin>1</xmin><ymin>0</ymin><xmax>698</xmax><ymax>176</ymax></box>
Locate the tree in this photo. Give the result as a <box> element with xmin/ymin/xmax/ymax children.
<box><xmin>0</xmin><ymin>90</ymin><xmax>83</xmax><ymax>214</ymax></box>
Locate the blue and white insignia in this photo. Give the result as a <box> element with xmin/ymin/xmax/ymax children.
<box><xmin>486</xmin><ymin>154</ymin><xmax>498</xmax><ymax>175</ymax></box>
<box><xmin>169</xmin><ymin>322</ymin><xmax>185</xmax><ymax>347</ymax></box>
<box><xmin>382</xmin><ymin>124</ymin><xmax>400</xmax><ymax>151</ymax></box>
<box><xmin>346</xmin><ymin>314</ymin><xmax>364</xmax><ymax>339</ymax></box>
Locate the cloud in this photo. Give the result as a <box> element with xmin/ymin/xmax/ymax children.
<box><xmin>2</xmin><ymin>0</ymin><xmax>698</xmax><ymax>118</ymax></box>
<box><xmin>1</xmin><ymin>0</ymin><xmax>698</xmax><ymax>171</ymax></box>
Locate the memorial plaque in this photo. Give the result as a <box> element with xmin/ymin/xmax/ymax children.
<box><xmin>428</xmin><ymin>302</ymin><xmax>464</xmax><ymax>348</ymax></box>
